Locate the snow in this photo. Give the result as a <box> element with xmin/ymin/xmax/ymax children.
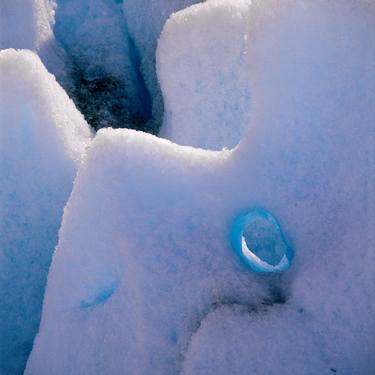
<box><xmin>123</xmin><ymin>0</ymin><xmax>201</xmax><ymax>129</ymax></box>
<box><xmin>181</xmin><ymin>303</ymin><xmax>335</xmax><ymax>375</ymax></box>
<box><xmin>27</xmin><ymin>129</ymin><xmax>265</xmax><ymax>374</ymax></box>
<box><xmin>0</xmin><ymin>0</ymin><xmax>53</xmax><ymax>51</ymax></box>
<box><xmin>0</xmin><ymin>49</ymin><xmax>92</xmax><ymax>375</ymax></box>
<box><xmin>26</xmin><ymin>0</ymin><xmax>374</xmax><ymax>373</ymax></box>
<box><xmin>53</xmin><ymin>0</ymin><xmax>151</xmax><ymax>130</ymax></box>
<box><xmin>0</xmin><ymin>0</ymin><xmax>68</xmax><ymax>85</ymax></box>
<box><xmin>0</xmin><ymin>0</ymin><xmax>367</xmax><ymax>373</ymax></box>
<box><xmin>158</xmin><ymin>0</ymin><xmax>251</xmax><ymax>150</ymax></box>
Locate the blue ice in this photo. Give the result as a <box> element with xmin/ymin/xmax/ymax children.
<box><xmin>230</xmin><ymin>209</ymin><xmax>293</xmax><ymax>273</ymax></box>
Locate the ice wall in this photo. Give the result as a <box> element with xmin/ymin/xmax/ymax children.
<box><xmin>54</xmin><ymin>0</ymin><xmax>151</xmax><ymax>130</ymax></box>
<box><xmin>27</xmin><ymin>0</ymin><xmax>374</xmax><ymax>374</ymax></box>
<box><xmin>0</xmin><ymin>49</ymin><xmax>92</xmax><ymax>375</ymax></box>
<box><xmin>158</xmin><ymin>0</ymin><xmax>251</xmax><ymax>150</ymax></box>
<box><xmin>123</xmin><ymin>0</ymin><xmax>201</xmax><ymax>130</ymax></box>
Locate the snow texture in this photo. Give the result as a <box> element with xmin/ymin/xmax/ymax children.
<box><xmin>123</xmin><ymin>0</ymin><xmax>201</xmax><ymax>130</ymax></box>
<box><xmin>0</xmin><ymin>0</ymin><xmax>68</xmax><ymax>85</ymax></box>
<box><xmin>0</xmin><ymin>49</ymin><xmax>92</xmax><ymax>375</ymax></box>
<box><xmin>27</xmin><ymin>0</ymin><xmax>374</xmax><ymax>374</ymax></box>
<box><xmin>158</xmin><ymin>0</ymin><xmax>251</xmax><ymax>150</ymax></box>
<box><xmin>182</xmin><ymin>304</ymin><xmax>334</xmax><ymax>375</ymax></box>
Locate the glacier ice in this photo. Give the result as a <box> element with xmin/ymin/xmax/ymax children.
<box><xmin>26</xmin><ymin>0</ymin><xmax>374</xmax><ymax>374</ymax></box>
<box><xmin>158</xmin><ymin>0</ymin><xmax>251</xmax><ymax>150</ymax></box>
<box><xmin>0</xmin><ymin>49</ymin><xmax>92</xmax><ymax>375</ymax></box>
<box><xmin>54</xmin><ymin>0</ymin><xmax>151</xmax><ymax>131</ymax></box>
<box><xmin>27</xmin><ymin>128</ymin><xmax>272</xmax><ymax>375</ymax></box>
<box><xmin>123</xmin><ymin>0</ymin><xmax>201</xmax><ymax>130</ymax></box>
<box><xmin>0</xmin><ymin>0</ymin><xmax>153</xmax><ymax>132</ymax></box>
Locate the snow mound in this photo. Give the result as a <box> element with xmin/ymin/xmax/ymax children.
<box><xmin>158</xmin><ymin>0</ymin><xmax>251</xmax><ymax>150</ymax></box>
<box><xmin>27</xmin><ymin>0</ymin><xmax>374</xmax><ymax>374</ymax></box>
<box><xmin>0</xmin><ymin>49</ymin><xmax>92</xmax><ymax>375</ymax></box>
<box><xmin>0</xmin><ymin>0</ymin><xmax>67</xmax><ymax>84</ymax></box>
<box><xmin>53</xmin><ymin>0</ymin><xmax>151</xmax><ymax>130</ymax></box>
<box><xmin>26</xmin><ymin>129</ymin><xmax>271</xmax><ymax>374</ymax></box>
<box><xmin>123</xmin><ymin>0</ymin><xmax>200</xmax><ymax>130</ymax></box>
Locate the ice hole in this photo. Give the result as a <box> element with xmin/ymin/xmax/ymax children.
<box><xmin>230</xmin><ymin>209</ymin><xmax>293</xmax><ymax>273</ymax></box>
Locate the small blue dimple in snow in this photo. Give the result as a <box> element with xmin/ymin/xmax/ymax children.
<box><xmin>230</xmin><ymin>209</ymin><xmax>293</xmax><ymax>273</ymax></box>
<box><xmin>80</xmin><ymin>282</ymin><xmax>118</xmax><ymax>309</ymax></box>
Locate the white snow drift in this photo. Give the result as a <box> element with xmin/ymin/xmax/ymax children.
<box><xmin>0</xmin><ymin>49</ymin><xmax>92</xmax><ymax>375</ymax></box>
<box><xmin>26</xmin><ymin>0</ymin><xmax>374</xmax><ymax>374</ymax></box>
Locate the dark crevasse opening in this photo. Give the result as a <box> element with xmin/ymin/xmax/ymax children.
<box><xmin>66</xmin><ymin>50</ymin><xmax>153</xmax><ymax>132</ymax></box>
<box><xmin>53</xmin><ymin>0</ymin><xmax>153</xmax><ymax>132</ymax></box>
<box><xmin>126</xmin><ymin>31</ymin><xmax>154</xmax><ymax>133</ymax></box>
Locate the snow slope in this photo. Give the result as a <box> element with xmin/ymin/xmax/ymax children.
<box><xmin>158</xmin><ymin>0</ymin><xmax>251</xmax><ymax>150</ymax></box>
<box><xmin>27</xmin><ymin>0</ymin><xmax>374</xmax><ymax>374</ymax></box>
<box><xmin>123</xmin><ymin>0</ymin><xmax>201</xmax><ymax>129</ymax></box>
<box><xmin>0</xmin><ymin>49</ymin><xmax>92</xmax><ymax>375</ymax></box>
<box><xmin>27</xmin><ymin>129</ymin><xmax>271</xmax><ymax>375</ymax></box>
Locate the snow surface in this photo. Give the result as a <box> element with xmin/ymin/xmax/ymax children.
<box><xmin>158</xmin><ymin>0</ymin><xmax>251</xmax><ymax>150</ymax></box>
<box><xmin>182</xmin><ymin>304</ymin><xmax>333</xmax><ymax>375</ymax></box>
<box><xmin>0</xmin><ymin>0</ymin><xmax>68</xmax><ymax>85</ymax></box>
<box><xmin>0</xmin><ymin>49</ymin><xmax>92</xmax><ymax>375</ymax></box>
<box><xmin>26</xmin><ymin>0</ymin><xmax>374</xmax><ymax>374</ymax></box>
<box><xmin>54</xmin><ymin>0</ymin><xmax>151</xmax><ymax>130</ymax></box>
<box><xmin>123</xmin><ymin>0</ymin><xmax>201</xmax><ymax>129</ymax></box>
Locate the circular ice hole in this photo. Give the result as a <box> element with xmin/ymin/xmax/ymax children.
<box><xmin>230</xmin><ymin>209</ymin><xmax>293</xmax><ymax>273</ymax></box>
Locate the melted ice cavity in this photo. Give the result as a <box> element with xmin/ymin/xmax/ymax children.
<box><xmin>231</xmin><ymin>209</ymin><xmax>293</xmax><ymax>273</ymax></box>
